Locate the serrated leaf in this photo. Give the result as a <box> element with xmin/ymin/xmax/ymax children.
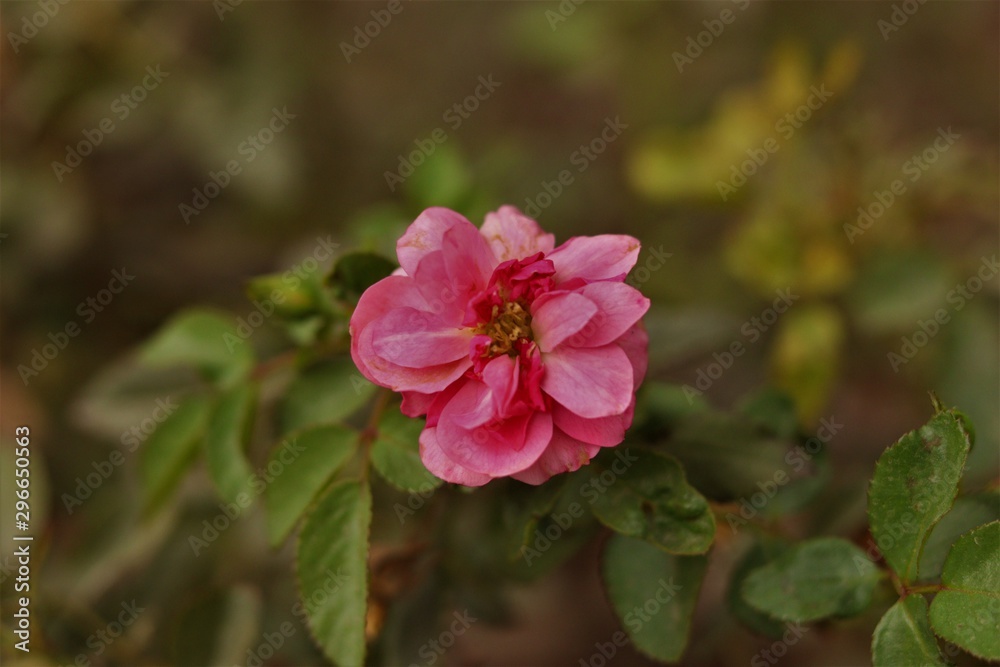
<box><xmin>919</xmin><ymin>491</ymin><xmax>1000</xmax><ymax>581</ymax></box>
<box><xmin>872</xmin><ymin>596</ymin><xmax>947</xmax><ymax>667</ymax></box>
<box><xmin>265</xmin><ymin>425</ymin><xmax>358</xmax><ymax>546</ymax></box>
<box><xmin>281</xmin><ymin>359</ymin><xmax>376</xmax><ymax>434</ymax></box>
<box><xmin>329</xmin><ymin>252</ymin><xmax>396</xmax><ymax>303</ymax></box>
<box><xmin>589</xmin><ymin>448</ymin><xmax>715</xmax><ymax>555</ymax></box>
<box><xmin>139</xmin><ymin>396</ymin><xmax>212</xmax><ymax>513</ymax></box>
<box><xmin>140</xmin><ymin>309</ymin><xmax>254</xmax><ymax>389</ymax></box>
<box><xmin>602</xmin><ymin>534</ymin><xmax>706</xmax><ymax>663</ymax></box>
<box><xmin>370</xmin><ymin>410</ymin><xmax>441</xmax><ymax>493</ymax></box>
<box><xmin>741</xmin><ymin>537</ymin><xmax>880</xmax><ymax>622</ymax></box>
<box><xmin>297</xmin><ymin>479</ymin><xmax>371</xmax><ymax>667</ymax></box>
<box><xmin>204</xmin><ymin>384</ymin><xmax>257</xmax><ymax>503</ymax></box>
<box><xmin>868</xmin><ymin>410</ymin><xmax>971</xmax><ymax>584</ymax></box>
<box><xmin>727</xmin><ymin>539</ymin><xmax>790</xmax><ymax>638</ymax></box>
<box><xmin>929</xmin><ymin>521</ymin><xmax>1000</xmax><ymax>661</ymax></box>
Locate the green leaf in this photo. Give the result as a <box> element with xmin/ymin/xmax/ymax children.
<box><xmin>140</xmin><ymin>309</ymin><xmax>254</xmax><ymax>389</ymax></box>
<box><xmin>737</xmin><ymin>388</ymin><xmax>799</xmax><ymax>440</ymax></box>
<box><xmin>297</xmin><ymin>479</ymin><xmax>371</xmax><ymax>667</ymax></box>
<box><xmin>502</xmin><ymin>477</ymin><xmax>567</xmax><ymax>561</ymax></box>
<box><xmin>727</xmin><ymin>539</ymin><xmax>790</xmax><ymax>638</ymax></box>
<box><xmin>867</xmin><ymin>410</ymin><xmax>971</xmax><ymax>584</ymax></box>
<box><xmin>919</xmin><ymin>490</ymin><xmax>1000</xmax><ymax>581</ymax></box>
<box><xmin>588</xmin><ymin>448</ymin><xmax>715</xmax><ymax>555</ymax></box>
<box><xmin>281</xmin><ymin>359</ymin><xmax>376</xmax><ymax>434</ymax></box>
<box><xmin>265</xmin><ymin>425</ymin><xmax>358</xmax><ymax>546</ymax></box>
<box><xmin>370</xmin><ymin>410</ymin><xmax>441</xmax><ymax>493</ymax></box>
<box><xmin>204</xmin><ymin>384</ymin><xmax>257</xmax><ymax>503</ymax></box>
<box><xmin>246</xmin><ymin>272</ymin><xmax>326</xmax><ymax>320</ymax></box>
<box><xmin>402</xmin><ymin>142</ymin><xmax>471</xmax><ymax>210</ymax></box>
<box><xmin>139</xmin><ymin>396</ymin><xmax>212</xmax><ymax>513</ymax></box>
<box><xmin>329</xmin><ymin>252</ymin><xmax>396</xmax><ymax>303</ymax></box>
<box><xmin>602</xmin><ymin>534</ymin><xmax>707</xmax><ymax>663</ymax></box>
<box><xmin>741</xmin><ymin>537</ymin><xmax>880</xmax><ymax>622</ymax></box>
<box><xmin>872</xmin><ymin>596</ymin><xmax>947</xmax><ymax>667</ymax></box>
<box><xmin>929</xmin><ymin>521</ymin><xmax>1000</xmax><ymax>661</ymax></box>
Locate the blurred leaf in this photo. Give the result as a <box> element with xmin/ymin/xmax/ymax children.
<box><xmin>928</xmin><ymin>521</ymin><xmax>1000</xmax><ymax>661</ymax></box>
<box><xmin>204</xmin><ymin>383</ymin><xmax>257</xmax><ymax>504</ymax></box>
<box><xmin>403</xmin><ymin>143</ymin><xmax>471</xmax><ymax>210</ymax></box>
<box><xmin>727</xmin><ymin>539</ymin><xmax>790</xmax><ymax>638</ymax></box>
<box><xmin>380</xmin><ymin>570</ymin><xmax>446</xmax><ymax>667</ymax></box>
<box><xmin>371</xmin><ymin>410</ymin><xmax>441</xmax><ymax>494</ymax></box>
<box><xmin>589</xmin><ymin>448</ymin><xmax>715</xmax><ymax>555</ymax></box>
<box><xmin>246</xmin><ymin>272</ymin><xmax>326</xmax><ymax>320</ymax></box>
<box><xmin>502</xmin><ymin>477</ymin><xmax>567</xmax><ymax>560</ymax></box>
<box><xmin>281</xmin><ymin>359</ymin><xmax>376</xmax><ymax>434</ymax></box>
<box><xmin>140</xmin><ymin>309</ymin><xmax>254</xmax><ymax>389</ymax></box>
<box><xmin>297</xmin><ymin>479</ymin><xmax>371</xmax><ymax>667</ymax></box>
<box><xmin>140</xmin><ymin>396</ymin><xmax>212</xmax><ymax>514</ymax></box>
<box><xmin>771</xmin><ymin>304</ymin><xmax>844</xmax><ymax>423</ymax></box>
<box><xmin>209</xmin><ymin>586</ymin><xmax>263</xmax><ymax>667</ymax></box>
<box><xmin>737</xmin><ymin>388</ymin><xmax>799</xmax><ymax>440</ymax></box>
<box><xmin>872</xmin><ymin>596</ymin><xmax>946</xmax><ymax>667</ymax></box>
<box><xmin>919</xmin><ymin>490</ymin><xmax>1000</xmax><ymax>581</ymax></box>
<box><xmin>868</xmin><ymin>410</ymin><xmax>971</xmax><ymax>583</ymax></box>
<box><xmin>602</xmin><ymin>534</ymin><xmax>707</xmax><ymax>663</ymax></box>
<box><xmin>641</xmin><ymin>306</ymin><xmax>738</xmax><ymax>370</ymax></box>
<box><xmin>329</xmin><ymin>252</ymin><xmax>397</xmax><ymax>304</ymax></box>
<box><xmin>848</xmin><ymin>251</ymin><xmax>952</xmax><ymax>335</ymax></box>
<box><xmin>266</xmin><ymin>425</ymin><xmax>358</xmax><ymax>546</ymax></box>
<box><xmin>741</xmin><ymin>537</ymin><xmax>880</xmax><ymax>622</ymax></box>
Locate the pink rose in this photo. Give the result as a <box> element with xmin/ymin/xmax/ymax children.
<box><xmin>350</xmin><ymin>206</ymin><xmax>650</xmax><ymax>485</ymax></box>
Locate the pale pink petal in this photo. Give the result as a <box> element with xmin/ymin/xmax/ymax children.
<box><xmin>397</xmin><ymin>207</ymin><xmax>475</xmax><ymax>277</ymax></box>
<box><xmin>482</xmin><ymin>354</ymin><xmax>518</xmax><ymax>417</ymax></box>
<box><xmin>530</xmin><ymin>291</ymin><xmax>598</xmax><ymax>353</ymax></box>
<box><xmin>548</xmin><ymin>235</ymin><xmax>641</xmax><ymax>284</ymax></box>
<box><xmin>437</xmin><ymin>404</ymin><xmax>553</xmax><ymax>476</ymax></box>
<box><xmin>442</xmin><ymin>220</ymin><xmax>496</xmax><ymax>297</ymax></box>
<box><xmin>444</xmin><ymin>380</ymin><xmax>497</xmax><ymax>430</ymax></box>
<box><xmin>350</xmin><ymin>276</ymin><xmax>428</xmax><ymax>342</ymax></box>
<box><xmin>566</xmin><ymin>282</ymin><xmax>650</xmax><ymax>348</ymax></box>
<box><xmin>552</xmin><ymin>402</ymin><xmax>631</xmax><ymax>447</ymax></box>
<box><xmin>541</xmin><ymin>344</ymin><xmax>633</xmax><ymax>419</ymax></box>
<box><xmin>358</xmin><ymin>324</ymin><xmax>471</xmax><ymax>393</ymax></box>
<box><xmin>617</xmin><ymin>323</ymin><xmax>649</xmax><ymax>390</ymax></box>
<box><xmin>411</xmin><ymin>250</ymin><xmax>465</xmax><ymax>325</ymax></box>
<box><xmin>480</xmin><ymin>206</ymin><xmax>556</xmax><ymax>262</ymax></box>
<box><xmin>369</xmin><ymin>307</ymin><xmax>472</xmax><ymax>368</ymax></box>
<box><xmin>420</xmin><ymin>427</ymin><xmax>492</xmax><ymax>486</ymax></box>
<box><xmin>511</xmin><ymin>429</ymin><xmax>599</xmax><ymax>485</ymax></box>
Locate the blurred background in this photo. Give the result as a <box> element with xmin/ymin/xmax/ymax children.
<box><xmin>1</xmin><ymin>1</ymin><xmax>997</xmax><ymax>665</ymax></box>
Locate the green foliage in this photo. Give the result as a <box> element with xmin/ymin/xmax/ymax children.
<box><xmin>726</xmin><ymin>538</ymin><xmax>790</xmax><ymax>638</ymax></box>
<box><xmin>329</xmin><ymin>252</ymin><xmax>397</xmax><ymax>303</ymax></box>
<box><xmin>297</xmin><ymin>479</ymin><xmax>372</xmax><ymax>667</ymax></box>
<box><xmin>741</xmin><ymin>537</ymin><xmax>880</xmax><ymax>622</ymax></box>
<box><xmin>281</xmin><ymin>359</ymin><xmax>376</xmax><ymax>434</ymax></box>
<box><xmin>140</xmin><ymin>309</ymin><xmax>254</xmax><ymax>389</ymax></box>
<box><xmin>370</xmin><ymin>409</ymin><xmax>441</xmax><ymax>493</ymax></box>
<box><xmin>139</xmin><ymin>396</ymin><xmax>212</xmax><ymax>513</ymax></box>
<box><xmin>872</xmin><ymin>596</ymin><xmax>947</xmax><ymax>667</ymax></box>
<box><xmin>204</xmin><ymin>383</ymin><xmax>257</xmax><ymax>503</ymax></box>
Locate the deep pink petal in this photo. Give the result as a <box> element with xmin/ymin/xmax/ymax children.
<box><xmin>511</xmin><ymin>429</ymin><xmax>599</xmax><ymax>485</ymax></box>
<box><xmin>350</xmin><ymin>276</ymin><xmax>431</xmax><ymax>386</ymax></box>
<box><xmin>409</xmin><ymin>250</ymin><xmax>466</xmax><ymax>325</ymax></box>
<box><xmin>369</xmin><ymin>307</ymin><xmax>471</xmax><ymax>368</ymax></box>
<box><xmin>482</xmin><ymin>354</ymin><xmax>518</xmax><ymax>417</ymax></box>
<box><xmin>419</xmin><ymin>427</ymin><xmax>492</xmax><ymax>486</ymax></box>
<box><xmin>480</xmin><ymin>206</ymin><xmax>556</xmax><ymax>262</ymax></box>
<box><xmin>358</xmin><ymin>324</ymin><xmax>471</xmax><ymax>392</ymax></box>
<box><xmin>541</xmin><ymin>344</ymin><xmax>633</xmax><ymax>419</ymax></box>
<box><xmin>617</xmin><ymin>323</ymin><xmax>649</xmax><ymax>390</ymax></box>
<box><xmin>437</xmin><ymin>401</ymin><xmax>553</xmax><ymax>476</ymax></box>
<box><xmin>569</xmin><ymin>282</ymin><xmax>651</xmax><ymax>348</ymax></box>
<box><xmin>442</xmin><ymin>220</ymin><xmax>496</xmax><ymax>298</ymax></box>
<box><xmin>552</xmin><ymin>402</ymin><xmax>631</xmax><ymax>447</ymax></box>
<box><xmin>401</xmin><ymin>391</ymin><xmax>435</xmax><ymax>417</ymax></box>
<box><xmin>530</xmin><ymin>291</ymin><xmax>598</xmax><ymax>353</ymax></box>
<box><xmin>397</xmin><ymin>207</ymin><xmax>475</xmax><ymax>277</ymax></box>
<box><xmin>548</xmin><ymin>235</ymin><xmax>641</xmax><ymax>285</ymax></box>
<box><xmin>444</xmin><ymin>380</ymin><xmax>497</xmax><ymax>430</ymax></box>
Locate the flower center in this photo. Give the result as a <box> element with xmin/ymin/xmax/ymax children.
<box><xmin>478</xmin><ymin>300</ymin><xmax>532</xmax><ymax>358</ymax></box>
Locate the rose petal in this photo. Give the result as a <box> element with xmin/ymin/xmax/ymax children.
<box><xmin>530</xmin><ymin>291</ymin><xmax>598</xmax><ymax>353</ymax></box>
<box><xmin>511</xmin><ymin>429</ymin><xmax>599</xmax><ymax>485</ymax></box>
<box><xmin>419</xmin><ymin>427</ymin><xmax>492</xmax><ymax>486</ymax></box>
<box><xmin>369</xmin><ymin>307</ymin><xmax>472</xmax><ymax>368</ymax></box>
<box><xmin>397</xmin><ymin>207</ymin><xmax>475</xmax><ymax>277</ymax></box>
<box><xmin>617</xmin><ymin>323</ymin><xmax>649</xmax><ymax>390</ymax></box>
<box><xmin>358</xmin><ymin>324</ymin><xmax>471</xmax><ymax>393</ymax></box>
<box><xmin>482</xmin><ymin>354</ymin><xmax>519</xmax><ymax>418</ymax></box>
<box><xmin>480</xmin><ymin>206</ymin><xmax>555</xmax><ymax>262</ymax></box>
<box><xmin>442</xmin><ymin>220</ymin><xmax>496</xmax><ymax>298</ymax></box>
<box><xmin>541</xmin><ymin>344</ymin><xmax>633</xmax><ymax>419</ymax></box>
<box><xmin>552</xmin><ymin>402</ymin><xmax>631</xmax><ymax>447</ymax></box>
<box><xmin>569</xmin><ymin>282</ymin><xmax>650</xmax><ymax>348</ymax></box>
<box><xmin>548</xmin><ymin>235</ymin><xmax>641</xmax><ymax>284</ymax></box>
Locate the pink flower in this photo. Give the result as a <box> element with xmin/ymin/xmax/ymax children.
<box><xmin>350</xmin><ymin>206</ymin><xmax>650</xmax><ymax>486</ymax></box>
